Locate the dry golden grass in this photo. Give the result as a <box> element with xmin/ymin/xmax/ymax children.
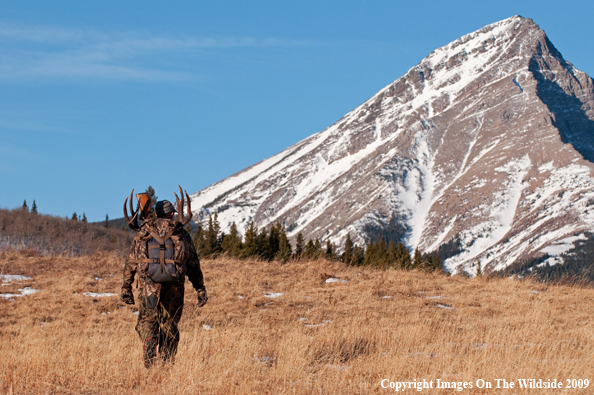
<box><xmin>1</xmin><ymin>249</ymin><xmax>593</xmax><ymax>394</ymax></box>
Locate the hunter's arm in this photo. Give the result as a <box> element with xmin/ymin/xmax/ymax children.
<box><xmin>122</xmin><ymin>257</ymin><xmax>137</xmax><ymax>292</ymax></box>
<box><xmin>182</xmin><ymin>231</ymin><xmax>205</xmax><ymax>290</ymax></box>
<box><xmin>122</xmin><ymin>235</ymin><xmax>146</xmax><ymax>292</ymax></box>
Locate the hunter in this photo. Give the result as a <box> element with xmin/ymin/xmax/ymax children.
<box><xmin>121</xmin><ymin>187</ymin><xmax>207</xmax><ymax>367</ymax></box>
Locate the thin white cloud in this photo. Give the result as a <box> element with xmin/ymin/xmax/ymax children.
<box><xmin>0</xmin><ymin>23</ymin><xmax>317</xmax><ymax>82</ymax></box>
<box><xmin>0</xmin><ymin>119</ymin><xmax>72</xmax><ymax>134</ymax></box>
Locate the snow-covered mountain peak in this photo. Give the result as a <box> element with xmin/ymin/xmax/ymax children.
<box><xmin>190</xmin><ymin>16</ymin><xmax>594</xmax><ymax>274</ymax></box>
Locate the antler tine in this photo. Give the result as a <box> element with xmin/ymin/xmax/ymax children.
<box><xmin>184</xmin><ymin>190</ymin><xmax>193</xmax><ymax>223</ymax></box>
<box><xmin>123</xmin><ymin>189</ymin><xmax>140</xmax><ymax>231</ymax></box>
<box><xmin>123</xmin><ymin>189</ymin><xmax>134</xmax><ymax>223</ymax></box>
<box><xmin>173</xmin><ymin>185</ymin><xmax>193</xmax><ymax>226</ymax></box>
<box><xmin>129</xmin><ymin>189</ymin><xmax>135</xmax><ymax>219</ymax></box>
<box><xmin>174</xmin><ymin>191</ymin><xmax>182</xmax><ymax>220</ymax></box>
<box><xmin>178</xmin><ymin>185</ymin><xmax>185</xmax><ymax>215</ymax></box>
<box><xmin>123</xmin><ymin>196</ymin><xmax>130</xmax><ymax>223</ymax></box>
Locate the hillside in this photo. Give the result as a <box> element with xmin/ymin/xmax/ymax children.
<box><xmin>0</xmin><ymin>208</ymin><xmax>133</xmax><ymax>256</ymax></box>
<box><xmin>1</xmin><ymin>250</ymin><xmax>593</xmax><ymax>393</ymax></box>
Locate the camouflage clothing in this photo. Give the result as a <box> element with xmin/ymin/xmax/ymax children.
<box><xmin>121</xmin><ymin>217</ymin><xmax>205</xmax><ymax>366</ymax></box>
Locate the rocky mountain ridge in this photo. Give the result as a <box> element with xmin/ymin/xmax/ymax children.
<box><xmin>190</xmin><ymin>16</ymin><xmax>594</xmax><ymax>274</ymax></box>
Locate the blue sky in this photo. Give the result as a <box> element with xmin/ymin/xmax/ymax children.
<box><xmin>2</xmin><ymin>0</ymin><xmax>594</xmax><ymax>222</ymax></box>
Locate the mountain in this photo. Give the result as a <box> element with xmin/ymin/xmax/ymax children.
<box><xmin>190</xmin><ymin>16</ymin><xmax>594</xmax><ymax>275</ymax></box>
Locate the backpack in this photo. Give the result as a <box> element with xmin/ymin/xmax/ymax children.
<box><xmin>143</xmin><ymin>226</ymin><xmax>186</xmax><ymax>283</ymax></box>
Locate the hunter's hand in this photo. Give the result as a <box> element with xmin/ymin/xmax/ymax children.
<box><xmin>196</xmin><ymin>288</ymin><xmax>208</xmax><ymax>307</ymax></box>
<box><xmin>121</xmin><ymin>289</ymin><xmax>135</xmax><ymax>305</ymax></box>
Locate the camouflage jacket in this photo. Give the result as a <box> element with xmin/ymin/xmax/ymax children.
<box><xmin>122</xmin><ymin>217</ymin><xmax>204</xmax><ymax>293</ymax></box>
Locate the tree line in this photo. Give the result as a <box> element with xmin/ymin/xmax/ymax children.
<box><xmin>192</xmin><ymin>214</ymin><xmax>442</xmax><ymax>271</ymax></box>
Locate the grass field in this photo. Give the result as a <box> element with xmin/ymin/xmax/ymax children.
<box><xmin>1</xmin><ymin>249</ymin><xmax>593</xmax><ymax>394</ymax></box>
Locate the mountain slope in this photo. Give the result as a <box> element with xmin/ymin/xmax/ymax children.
<box><xmin>190</xmin><ymin>16</ymin><xmax>594</xmax><ymax>274</ymax></box>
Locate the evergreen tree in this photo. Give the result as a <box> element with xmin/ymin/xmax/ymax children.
<box><xmin>203</xmin><ymin>214</ymin><xmax>222</xmax><ymax>257</ymax></box>
<box><xmin>265</xmin><ymin>223</ymin><xmax>280</xmax><ymax>260</ymax></box>
<box><xmin>71</xmin><ymin>212</ymin><xmax>78</xmax><ymax>221</ymax></box>
<box><xmin>276</xmin><ymin>225</ymin><xmax>293</xmax><ymax>263</ymax></box>
<box><xmin>431</xmin><ymin>253</ymin><xmax>441</xmax><ymax>271</ymax></box>
<box><xmin>476</xmin><ymin>260</ymin><xmax>482</xmax><ymax>277</ymax></box>
<box><xmin>241</xmin><ymin>221</ymin><xmax>259</xmax><ymax>259</ymax></box>
<box><xmin>396</xmin><ymin>242</ymin><xmax>411</xmax><ymax>269</ymax></box>
<box><xmin>342</xmin><ymin>233</ymin><xmax>353</xmax><ymax>265</ymax></box>
<box><xmin>295</xmin><ymin>233</ymin><xmax>305</xmax><ymax>259</ymax></box>
<box><xmin>352</xmin><ymin>244</ymin><xmax>365</xmax><ymax>266</ymax></box>
<box><xmin>82</xmin><ymin>213</ymin><xmax>88</xmax><ymax>223</ymax></box>
<box><xmin>413</xmin><ymin>248</ymin><xmax>422</xmax><ymax>269</ymax></box>
<box><xmin>22</xmin><ymin>200</ymin><xmax>28</xmax><ymax>212</ymax></box>
<box><xmin>386</xmin><ymin>240</ymin><xmax>398</xmax><ymax>267</ymax></box>
<box><xmin>304</xmin><ymin>239</ymin><xmax>317</xmax><ymax>260</ymax></box>
<box><xmin>363</xmin><ymin>240</ymin><xmax>375</xmax><ymax>266</ymax></box>
<box><xmin>193</xmin><ymin>223</ymin><xmax>205</xmax><ymax>256</ymax></box>
<box><xmin>314</xmin><ymin>238</ymin><xmax>322</xmax><ymax>258</ymax></box>
<box><xmin>105</xmin><ymin>214</ymin><xmax>109</xmax><ymax>228</ymax></box>
<box><xmin>145</xmin><ymin>186</ymin><xmax>157</xmax><ymax>215</ymax></box>
<box><xmin>324</xmin><ymin>240</ymin><xmax>334</xmax><ymax>260</ymax></box>
<box><xmin>376</xmin><ymin>236</ymin><xmax>388</xmax><ymax>268</ymax></box>
<box><xmin>31</xmin><ymin>200</ymin><xmax>37</xmax><ymax>214</ymax></box>
<box><xmin>221</xmin><ymin>221</ymin><xmax>242</xmax><ymax>257</ymax></box>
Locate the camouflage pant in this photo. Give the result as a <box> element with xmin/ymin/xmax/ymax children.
<box><xmin>136</xmin><ymin>278</ymin><xmax>185</xmax><ymax>362</ymax></box>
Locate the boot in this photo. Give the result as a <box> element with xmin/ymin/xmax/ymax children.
<box><xmin>143</xmin><ymin>337</ymin><xmax>158</xmax><ymax>368</ymax></box>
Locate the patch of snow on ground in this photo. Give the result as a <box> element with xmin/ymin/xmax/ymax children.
<box><xmin>0</xmin><ymin>287</ymin><xmax>39</xmax><ymax>299</ymax></box>
<box><xmin>325</xmin><ymin>278</ymin><xmax>348</xmax><ymax>283</ymax></box>
<box><xmin>537</xmin><ymin>256</ymin><xmax>563</xmax><ymax>268</ymax></box>
<box><xmin>540</xmin><ymin>234</ymin><xmax>587</xmax><ymax>256</ymax></box>
<box><xmin>0</xmin><ymin>274</ymin><xmax>33</xmax><ymax>282</ymax></box>
<box><xmin>264</xmin><ymin>292</ymin><xmax>284</xmax><ymax>298</ymax></box>
<box><xmin>83</xmin><ymin>292</ymin><xmax>117</xmax><ymax>298</ymax></box>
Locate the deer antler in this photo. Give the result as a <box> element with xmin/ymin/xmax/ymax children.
<box><xmin>123</xmin><ymin>189</ymin><xmax>141</xmax><ymax>231</ymax></box>
<box><xmin>174</xmin><ymin>185</ymin><xmax>193</xmax><ymax>226</ymax></box>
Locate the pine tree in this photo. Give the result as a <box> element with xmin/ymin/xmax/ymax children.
<box><xmin>352</xmin><ymin>244</ymin><xmax>365</xmax><ymax>266</ymax></box>
<box><xmin>72</xmin><ymin>212</ymin><xmax>78</xmax><ymax>221</ymax></box>
<box><xmin>203</xmin><ymin>214</ymin><xmax>222</xmax><ymax>257</ymax></box>
<box><xmin>431</xmin><ymin>253</ymin><xmax>441</xmax><ymax>271</ymax></box>
<box><xmin>304</xmin><ymin>239</ymin><xmax>317</xmax><ymax>260</ymax></box>
<box><xmin>221</xmin><ymin>222</ymin><xmax>243</xmax><ymax>257</ymax></box>
<box><xmin>342</xmin><ymin>233</ymin><xmax>353</xmax><ymax>265</ymax></box>
<box><xmin>145</xmin><ymin>186</ymin><xmax>157</xmax><ymax>209</ymax></box>
<box><xmin>386</xmin><ymin>240</ymin><xmax>398</xmax><ymax>267</ymax></box>
<box><xmin>396</xmin><ymin>242</ymin><xmax>411</xmax><ymax>269</ymax></box>
<box><xmin>22</xmin><ymin>200</ymin><xmax>28</xmax><ymax>212</ymax></box>
<box><xmin>376</xmin><ymin>236</ymin><xmax>388</xmax><ymax>268</ymax></box>
<box><xmin>256</xmin><ymin>228</ymin><xmax>269</xmax><ymax>259</ymax></box>
<box><xmin>413</xmin><ymin>248</ymin><xmax>422</xmax><ymax>269</ymax></box>
<box><xmin>265</xmin><ymin>223</ymin><xmax>280</xmax><ymax>260</ymax></box>
<box><xmin>276</xmin><ymin>225</ymin><xmax>293</xmax><ymax>263</ymax></box>
<box><xmin>105</xmin><ymin>214</ymin><xmax>109</xmax><ymax>228</ymax></box>
<box><xmin>295</xmin><ymin>233</ymin><xmax>305</xmax><ymax>259</ymax></box>
<box><xmin>82</xmin><ymin>213</ymin><xmax>88</xmax><ymax>223</ymax></box>
<box><xmin>314</xmin><ymin>238</ymin><xmax>322</xmax><ymax>258</ymax></box>
<box><xmin>241</xmin><ymin>221</ymin><xmax>259</xmax><ymax>259</ymax></box>
<box><xmin>193</xmin><ymin>223</ymin><xmax>205</xmax><ymax>256</ymax></box>
<box><xmin>325</xmin><ymin>240</ymin><xmax>335</xmax><ymax>260</ymax></box>
<box><xmin>363</xmin><ymin>239</ymin><xmax>374</xmax><ymax>266</ymax></box>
